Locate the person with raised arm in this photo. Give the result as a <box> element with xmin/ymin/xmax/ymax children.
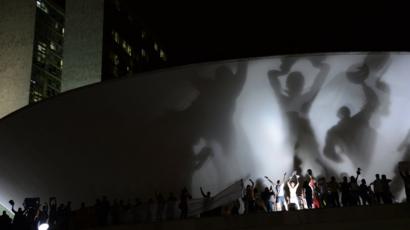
<box><xmin>263</xmin><ymin>176</ymin><xmax>277</xmax><ymax>212</ymax></box>
<box><xmin>399</xmin><ymin>164</ymin><xmax>410</xmax><ymax>203</ymax></box>
<box><xmin>270</xmin><ymin>173</ymin><xmax>288</xmax><ymax>211</ymax></box>
<box><xmin>287</xmin><ymin>172</ymin><xmax>300</xmax><ymax>210</ymax></box>
<box><xmin>200</xmin><ymin>186</ymin><xmax>213</xmax><ymax>217</ymax></box>
<box><xmin>244</xmin><ymin>179</ymin><xmax>256</xmax><ymax>213</ymax></box>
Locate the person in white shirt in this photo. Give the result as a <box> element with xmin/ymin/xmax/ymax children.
<box><xmin>287</xmin><ymin>176</ymin><xmax>300</xmax><ymax>210</ymax></box>
<box><xmin>266</xmin><ymin>173</ymin><xmax>288</xmax><ymax>211</ymax></box>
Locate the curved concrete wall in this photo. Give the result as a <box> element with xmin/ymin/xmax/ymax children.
<box><xmin>1</xmin><ymin>53</ymin><xmax>410</xmax><ymax>208</ymax></box>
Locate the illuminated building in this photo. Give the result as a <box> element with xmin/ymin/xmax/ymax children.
<box><xmin>29</xmin><ymin>0</ymin><xmax>65</xmax><ymax>103</ymax></box>
<box><xmin>102</xmin><ymin>0</ymin><xmax>167</xmax><ymax>81</ymax></box>
<box><xmin>0</xmin><ymin>0</ymin><xmax>64</xmax><ymax>118</ymax></box>
<box><xmin>1</xmin><ymin>52</ymin><xmax>409</xmax><ymax>207</ymax></box>
<box><xmin>0</xmin><ymin>0</ymin><xmax>167</xmax><ymax>118</ymax></box>
<box><xmin>62</xmin><ymin>0</ymin><xmax>167</xmax><ymax>91</ymax></box>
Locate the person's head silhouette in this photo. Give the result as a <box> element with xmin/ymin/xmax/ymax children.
<box><xmin>337</xmin><ymin>106</ymin><xmax>351</xmax><ymax>120</ymax></box>
<box><xmin>346</xmin><ymin>63</ymin><xmax>369</xmax><ymax>84</ymax></box>
<box><xmin>364</xmin><ymin>54</ymin><xmax>390</xmax><ymax>72</ymax></box>
<box><xmin>286</xmin><ymin>72</ymin><xmax>304</xmax><ymax>96</ymax></box>
<box><xmin>376</xmin><ymin>174</ymin><xmax>380</xmax><ymax>180</ymax></box>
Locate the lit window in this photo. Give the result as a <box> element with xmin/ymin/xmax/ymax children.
<box><xmin>113</xmin><ymin>54</ymin><xmax>119</xmax><ymax>66</ymax></box>
<box><xmin>126</xmin><ymin>46</ymin><xmax>132</xmax><ymax>56</ymax></box>
<box><xmin>160</xmin><ymin>50</ymin><xmax>167</xmax><ymax>61</ymax></box>
<box><xmin>122</xmin><ymin>40</ymin><xmax>127</xmax><ymax>49</ymax></box>
<box><xmin>36</xmin><ymin>53</ymin><xmax>45</xmax><ymax>63</ymax></box>
<box><xmin>36</xmin><ymin>0</ymin><xmax>49</xmax><ymax>13</ymax></box>
<box><xmin>50</xmin><ymin>42</ymin><xmax>56</xmax><ymax>51</ymax></box>
<box><xmin>37</xmin><ymin>42</ymin><xmax>47</xmax><ymax>53</ymax></box>
<box><xmin>112</xmin><ymin>30</ymin><xmax>119</xmax><ymax>44</ymax></box>
<box><xmin>126</xmin><ymin>66</ymin><xmax>130</xmax><ymax>72</ymax></box>
<box><xmin>141</xmin><ymin>49</ymin><xmax>146</xmax><ymax>57</ymax></box>
<box><xmin>62</xmin><ymin>28</ymin><xmax>65</xmax><ymax>35</ymax></box>
<box><xmin>60</xmin><ymin>60</ymin><xmax>63</xmax><ymax>68</ymax></box>
<box><xmin>154</xmin><ymin>43</ymin><xmax>158</xmax><ymax>51</ymax></box>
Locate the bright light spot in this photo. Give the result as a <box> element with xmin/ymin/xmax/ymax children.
<box><xmin>38</xmin><ymin>223</ymin><xmax>49</xmax><ymax>230</ymax></box>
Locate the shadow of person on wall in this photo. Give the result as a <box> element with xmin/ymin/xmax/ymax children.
<box><xmin>323</xmin><ymin>54</ymin><xmax>391</xmax><ymax>167</ymax></box>
<box><xmin>390</xmin><ymin>130</ymin><xmax>410</xmax><ymax>198</ymax></box>
<box><xmin>268</xmin><ymin>56</ymin><xmax>330</xmax><ymax>174</ymax></box>
<box><xmin>188</xmin><ymin>63</ymin><xmax>248</xmax><ymax>155</ymax></box>
<box><xmin>141</xmin><ymin>62</ymin><xmax>249</xmax><ymax>195</ymax></box>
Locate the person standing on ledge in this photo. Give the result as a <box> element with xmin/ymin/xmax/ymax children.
<box><xmin>287</xmin><ymin>172</ymin><xmax>300</xmax><ymax>210</ymax></box>
<box><xmin>399</xmin><ymin>165</ymin><xmax>410</xmax><ymax>203</ymax></box>
<box><xmin>179</xmin><ymin>188</ymin><xmax>192</xmax><ymax>219</ymax></box>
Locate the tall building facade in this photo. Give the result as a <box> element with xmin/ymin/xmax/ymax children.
<box><xmin>62</xmin><ymin>0</ymin><xmax>167</xmax><ymax>91</ymax></box>
<box><xmin>0</xmin><ymin>0</ymin><xmax>167</xmax><ymax>118</ymax></box>
<box><xmin>102</xmin><ymin>0</ymin><xmax>167</xmax><ymax>81</ymax></box>
<box><xmin>29</xmin><ymin>0</ymin><xmax>65</xmax><ymax>103</ymax></box>
<box><xmin>0</xmin><ymin>0</ymin><xmax>64</xmax><ymax>118</ymax></box>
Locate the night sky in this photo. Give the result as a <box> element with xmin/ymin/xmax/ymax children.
<box><xmin>127</xmin><ymin>2</ymin><xmax>410</xmax><ymax>66</ymax></box>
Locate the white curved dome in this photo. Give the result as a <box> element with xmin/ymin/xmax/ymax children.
<box><xmin>0</xmin><ymin>52</ymin><xmax>409</xmax><ymax>208</ymax></box>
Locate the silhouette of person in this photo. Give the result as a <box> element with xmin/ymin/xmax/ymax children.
<box><xmin>268</xmin><ymin>56</ymin><xmax>330</xmax><ymax>173</ymax></box>
<box><xmin>166</xmin><ymin>193</ymin><xmax>177</xmax><ymax>220</ymax></box>
<box><xmin>349</xmin><ymin>176</ymin><xmax>360</xmax><ymax>206</ymax></box>
<box><xmin>324</xmin><ymin>65</ymin><xmax>379</xmax><ymax>164</ymax></box>
<box><xmin>391</xmin><ymin>131</ymin><xmax>410</xmax><ymax>197</ymax></box>
<box><xmin>323</xmin><ymin>54</ymin><xmax>391</xmax><ymax>168</ymax></box>
<box><xmin>244</xmin><ymin>179</ymin><xmax>256</xmax><ymax>213</ymax></box>
<box><xmin>49</xmin><ymin>197</ymin><xmax>57</xmax><ymax>228</ymax></box>
<box><xmin>261</xmin><ymin>186</ymin><xmax>275</xmax><ymax>213</ymax></box>
<box><xmin>370</xmin><ymin>174</ymin><xmax>383</xmax><ymax>204</ymax></box>
<box><xmin>179</xmin><ymin>187</ymin><xmax>192</xmax><ymax>219</ymax></box>
<box><xmin>190</xmin><ymin>63</ymin><xmax>248</xmax><ymax>154</ymax></box>
<box><xmin>142</xmin><ymin>62</ymin><xmax>248</xmax><ymax>195</ymax></box>
<box><xmin>0</xmin><ymin>211</ymin><xmax>12</xmax><ymax>230</ymax></box>
<box><xmin>327</xmin><ymin>176</ymin><xmax>340</xmax><ymax>207</ymax></box>
<box><xmin>359</xmin><ymin>179</ymin><xmax>371</xmax><ymax>205</ymax></box>
<box><xmin>200</xmin><ymin>186</ymin><xmax>213</xmax><ymax>216</ymax></box>
<box><xmin>303</xmin><ymin>180</ymin><xmax>313</xmax><ymax>209</ymax></box>
<box><xmin>10</xmin><ymin>201</ymin><xmax>29</xmax><ymax>230</ymax></box>
<box><xmin>399</xmin><ymin>166</ymin><xmax>410</xmax><ymax>203</ymax></box>
<box><xmin>317</xmin><ymin>177</ymin><xmax>328</xmax><ymax>207</ymax></box>
<box><xmin>381</xmin><ymin>174</ymin><xmax>393</xmax><ymax>204</ymax></box>
<box><xmin>340</xmin><ymin>176</ymin><xmax>350</xmax><ymax>207</ymax></box>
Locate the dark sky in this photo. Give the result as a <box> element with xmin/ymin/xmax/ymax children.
<box><xmin>128</xmin><ymin>3</ymin><xmax>409</xmax><ymax>66</ymax></box>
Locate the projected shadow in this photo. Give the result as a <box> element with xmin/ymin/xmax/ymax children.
<box><xmin>390</xmin><ymin>130</ymin><xmax>410</xmax><ymax>196</ymax></box>
<box><xmin>141</xmin><ymin>62</ymin><xmax>248</xmax><ymax>192</ymax></box>
<box><xmin>323</xmin><ymin>54</ymin><xmax>391</xmax><ymax>171</ymax></box>
<box><xmin>268</xmin><ymin>56</ymin><xmax>330</xmax><ymax>173</ymax></box>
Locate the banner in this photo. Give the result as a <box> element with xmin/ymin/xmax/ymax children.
<box><xmin>187</xmin><ymin>179</ymin><xmax>244</xmax><ymax>217</ymax></box>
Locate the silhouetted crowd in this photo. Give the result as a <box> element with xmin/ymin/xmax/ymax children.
<box><xmin>244</xmin><ymin>168</ymin><xmax>410</xmax><ymax>213</ymax></box>
<box><xmin>1</xmin><ymin>167</ymin><xmax>409</xmax><ymax>230</ymax></box>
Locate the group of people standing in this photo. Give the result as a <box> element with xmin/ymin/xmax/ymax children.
<box><xmin>244</xmin><ymin>168</ymin><xmax>409</xmax><ymax>213</ymax></box>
